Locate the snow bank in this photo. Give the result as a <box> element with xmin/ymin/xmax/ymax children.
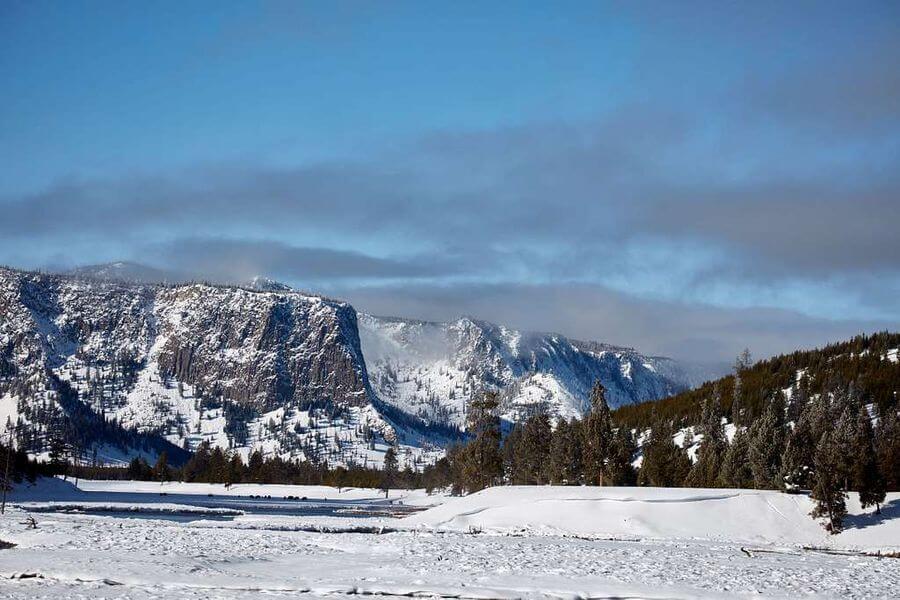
<box><xmin>404</xmin><ymin>486</ymin><xmax>900</xmax><ymax>551</ymax></box>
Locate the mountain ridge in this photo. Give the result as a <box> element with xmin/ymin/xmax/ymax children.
<box><xmin>1</xmin><ymin>264</ymin><xmax>714</xmax><ymax>467</ymax></box>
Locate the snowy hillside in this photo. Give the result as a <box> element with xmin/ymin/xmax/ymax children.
<box><xmin>359</xmin><ymin>314</ymin><xmax>704</xmax><ymax>426</ymax></box>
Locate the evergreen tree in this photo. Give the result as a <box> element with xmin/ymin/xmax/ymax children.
<box><xmin>226</xmin><ymin>452</ymin><xmax>244</xmax><ymax>486</ymax></box>
<box><xmin>516</xmin><ymin>412</ymin><xmax>552</xmax><ymax>484</ymax></box>
<box><xmin>127</xmin><ymin>456</ymin><xmax>153</xmax><ymax>480</ymax></box>
<box><xmin>717</xmin><ymin>428</ymin><xmax>752</xmax><ymax>488</ymax></box>
<box><xmin>153</xmin><ymin>451</ymin><xmax>171</xmax><ymax>482</ymax></box>
<box><xmin>780</xmin><ymin>403</ymin><xmax>816</xmax><ymax>491</ymax></box>
<box><xmin>685</xmin><ymin>391</ymin><xmax>727</xmax><ymax>487</ymax></box>
<box><xmin>583</xmin><ymin>381</ymin><xmax>613</xmax><ymax>485</ymax></box>
<box><xmin>208</xmin><ymin>447</ymin><xmax>228</xmax><ymax>482</ymax></box>
<box><xmin>810</xmin><ymin>431</ymin><xmax>848</xmax><ymax>534</ymax></box>
<box><xmin>183</xmin><ymin>442</ymin><xmax>212</xmax><ymax>482</ymax></box>
<box><xmin>830</xmin><ymin>389</ymin><xmax>860</xmax><ymax>491</ymax></box>
<box><xmin>547</xmin><ymin>418</ymin><xmax>582</xmax><ymax>485</ymax></box>
<box><xmin>747</xmin><ymin>394</ymin><xmax>785</xmax><ymax>489</ymax></box>
<box><xmin>875</xmin><ymin>409</ymin><xmax>900</xmax><ymax>491</ymax></box>
<box><xmin>502</xmin><ymin>423</ymin><xmax>525</xmax><ymax>484</ymax></box>
<box><xmin>638</xmin><ymin>421</ymin><xmax>691</xmax><ymax>487</ymax></box>
<box><xmin>606</xmin><ymin>427</ymin><xmax>637</xmax><ymax>486</ymax></box>
<box><xmin>851</xmin><ymin>405</ymin><xmax>886</xmax><ymax>513</ymax></box>
<box><xmin>382</xmin><ymin>446</ymin><xmax>398</xmax><ymax>498</ymax></box>
<box><xmin>461</xmin><ymin>391</ymin><xmax>502</xmax><ymax>492</ymax></box>
<box><xmin>731</xmin><ymin>349</ymin><xmax>751</xmax><ymax>427</ymax></box>
<box><xmin>247</xmin><ymin>449</ymin><xmax>265</xmax><ymax>483</ymax></box>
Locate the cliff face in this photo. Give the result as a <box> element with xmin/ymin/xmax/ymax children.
<box><xmin>151</xmin><ymin>284</ymin><xmax>370</xmax><ymax>410</ymax></box>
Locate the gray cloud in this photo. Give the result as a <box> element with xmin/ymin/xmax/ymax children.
<box><xmin>5</xmin><ymin>99</ymin><xmax>896</xmax><ymax>281</ymax></box>
<box><xmin>145</xmin><ymin>237</ymin><xmax>466</xmax><ymax>283</ymax></box>
<box><xmin>334</xmin><ymin>281</ymin><xmax>894</xmax><ymax>364</ymax></box>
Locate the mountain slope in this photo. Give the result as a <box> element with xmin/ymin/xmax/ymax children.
<box><xmin>612</xmin><ymin>331</ymin><xmax>900</xmax><ymax>431</ymax></box>
<box><xmin>0</xmin><ymin>267</ymin><xmax>430</xmax><ymax>468</ymax></box>
<box><xmin>359</xmin><ymin>314</ymin><xmax>705</xmax><ymax>426</ymax></box>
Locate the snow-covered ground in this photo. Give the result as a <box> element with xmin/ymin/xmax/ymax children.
<box><xmin>0</xmin><ymin>479</ymin><xmax>897</xmax><ymax>599</ymax></box>
<box><xmin>406</xmin><ymin>486</ymin><xmax>900</xmax><ymax>552</ymax></box>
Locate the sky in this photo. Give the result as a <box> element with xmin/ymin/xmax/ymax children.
<box><xmin>2</xmin><ymin>1</ymin><xmax>899</xmax><ymax>362</ymax></box>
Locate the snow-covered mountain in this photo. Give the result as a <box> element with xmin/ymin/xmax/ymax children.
<box><xmin>359</xmin><ymin>314</ymin><xmax>704</xmax><ymax>426</ymax></box>
<box><xmin>0</xmin><ymin>266</ymin><xmax>438</xmax><ymax>468</ymax></box>
<box><xmin>0</xmin><ymin>265</ymin><xmax>710</xmax><ymax>467</ymax></box>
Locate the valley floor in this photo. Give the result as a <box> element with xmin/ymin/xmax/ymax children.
<box><xmin>0</xmin><ymin>480</ymin><xmax>897</xmax><ymax>599</ymax></box>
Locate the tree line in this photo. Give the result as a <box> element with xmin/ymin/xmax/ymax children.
<box><xmin>70</xmin><ymin>440</ymin><xmax>421</xmax><ymax>494</ymax></box>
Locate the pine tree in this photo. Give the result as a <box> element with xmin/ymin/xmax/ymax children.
<box><xmin>547</xmin><ymin>418</ymin><xmax>582</xmax><ymax>485</ymax></box>
<box><xmin>747</xmin><ymin>394</ymin><xmax>785</xmax><ymax>489</ymax></box>
<box><xmin>851</xmin><ymin>405</ymin><xmax>886</xmax><ymax>513</ymax></box>
<box><xmin>685</xmin><ymin>391</ymin><xmax>727</xmax><ymax>487</ymax></box>
<box><xmin>153</xmin><ymin>451</ymin><xmax>171</xmax><ymax>482</ymax></box>
<box><xmin>875</xmin><ymin>408</ymin><xmax>900</xmax><ymax>491</ymax></box>
<box><xmin>183</xmin><ymin>442</ymin><xmax>212</xmax><ymax>482</ymax></box>
<box><xmin>717</xmin><ymin>428</ymin><xmax>752</xmax><ymax>488</ymax></box>
<box><xmin>731</xmin><ymin>349</ymin><xmax>751</xmax><ymax>427</ymax></box>
<box><xmin>546</xmin><ymin>418</ymin><xmax>569</xmax><ymax>484</ymax></box>
<box><xmin>583</xmin><ymin>381</ymin><xmax>613</xmax><ymax>485</ymax></box>
<box><xmin>606</xmin><ymin>427</ymin><xmax>637</xmax><ymax>486</ymax></box>
<box><xmin>638</xmin><ymin>421</ymin><xmax>691</xmax><ymax>487</ymax></box>
<box><xmin>810</xmin><ymin>431</ymin><xmax>848</xmax><ymax>534</ymax></box>
<box><xmin>462</xmin><ymin>391</ymin><xmax>502</xmax><ymax>492</ymax></box>
<box><xmin>502</xmin><ymin>423</ymin><xmax>525</xmax><ymax>484</ymax></box>
<box><xmin>780</xmin><ymin>403</ymin><xmax>816</xmax><ymax>491</ymax></box>
<box><xmin>247</xmin><ymin>449</ymin><xmax>265</xmax><ymax>483</ymax></box>
<box><xmin>382</xmin><ymin>446</ymin><xmax>398</xmax><ymax>498</ymax></box>
<box><xmin>831</xmin><ymin>389</ymin><xmax>860</xmax><ymax>491</ymax></box>
<box><xmin>226</xmin><ymin>452</ymin><xmax>244</xmax><ymax>486</ymax></box>
<box><xmin>517</xmin><ymin>412</ymin><xmax>552</xmax><ymax>484</ymax></box>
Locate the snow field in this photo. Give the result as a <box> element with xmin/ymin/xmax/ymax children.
<box><xmin>0</xmin><ymin>479</ymin><xmax>897</xmax><ymax>598</ymax></box>
<box><xmin>404</xmin><ymin>486</ymin><xmax>900</xmax><ymax>552</ymax></box>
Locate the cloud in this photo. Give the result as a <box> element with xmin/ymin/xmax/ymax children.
<box><xmin>333</xmin><ymin>281</ymin><xmax>894</xmax><ymax>363</ymax></box>
<box><xmin>144</xmin><ymin>237</ymin><xmax>465</xmax><ymax>283</ymax></box>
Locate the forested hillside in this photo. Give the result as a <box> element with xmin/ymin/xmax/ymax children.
<box><xmin>612</xmin><ymin>332</ymin><xmax>900</xmax><ymax>430</ymax></box>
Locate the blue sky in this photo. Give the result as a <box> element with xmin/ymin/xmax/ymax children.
<box><xmin>1</xmin><ymin>1</ymin><xmax>898</xmax><ymax>361</ymax></box>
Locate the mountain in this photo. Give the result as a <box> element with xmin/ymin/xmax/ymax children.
<box><xmin>1</xmin><ymin>265</ymin><xmax>708</xmax><ymax>468</ymax></box>
<box><xmin>0</xmin><ymin>266</ymin><xmax>428</xmax><ymax>468</ymax></box>
<box><xmin>359</xmin><ymin>314</ymin><xmax>708</xmax><ymax>426</ymax></box>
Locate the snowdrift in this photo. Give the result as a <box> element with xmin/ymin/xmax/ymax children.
<box><xmin>404</xmin><ymin>486</ymin><xmax>900</xmax><ymax>551</ymax></box>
